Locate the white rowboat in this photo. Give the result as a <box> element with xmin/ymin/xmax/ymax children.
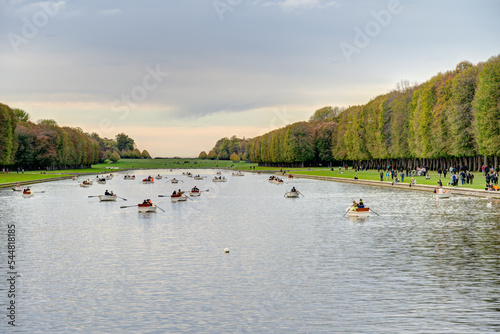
<box><xmin>171</xmin><ymin>194</ymin><xmax>188</xmax><ymax>202</ymax></box>
<box><xmin>212</xmin><ymin>177</ymin><xmax>227</xmax><ymax>182</ymax></box>
<box><xmin>346</xmin><ymin>206</ymin><xmax>370</xmax><ymax>218</ymax></box>
<box><xmin>232</xmin><ymin>172</ymin><xmax>244</xmax><ymax>176</ymax></box>
<box><xmin>22</xmin><ymin>190</ymin><xmax>34</xmax><ymax>198</ymax></box>
<box><xmin>98</xmin><ymin>195</ymin><xmax>117</xmax><ymax>202</ymax></box>
<box><xmin>190</xmin><ymin>191</ymin><xmax>201</xmax><ymax>197</ymax></box>
<box><xmin>12</xmin><ymin>186</ymin><xmax>23</xmax><ymax>192</ymax></box>
<box><xmin>138</xmin><ymin>204</ymin><xmax>157</xmax><ymax>213</ymax></box>
<box><xmin>435</xmin><ymin>188</ymin><xmax>451</xmax><ymax>199</ymax></box>
<box><xmin>285</xmin><ymin>191</ymin><xmax>300</xmax><ymax>198</ymax></box>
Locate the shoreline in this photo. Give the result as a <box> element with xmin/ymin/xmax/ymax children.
<box><xmin>279</xmin><ymin>173</ymin><xmax>500</xmax><ymax>199</ymax></box>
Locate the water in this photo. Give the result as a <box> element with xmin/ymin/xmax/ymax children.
<box><xmin>0</xmin><ymin>169</ymin><xmax>499</xmax><ymax>333</ymax></box>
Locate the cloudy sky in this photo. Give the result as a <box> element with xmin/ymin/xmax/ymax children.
<box><xmin>1</xmin><ymin>0</ymin><xmax>499</xmax><ymax>157</ymax></box>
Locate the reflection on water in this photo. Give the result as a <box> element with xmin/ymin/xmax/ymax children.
<box><xmin>0</xmin><ymin>169</ymin><xmax>499</xmax><ymax>333</ymax></box>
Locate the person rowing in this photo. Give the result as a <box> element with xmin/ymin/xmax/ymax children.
<box><xmin>291</xmin><ymin>186</ymin><xmax>297</xmax><ymax>193</ymax></box>
<box><xmin>358</xmin><ymin>199</ymin><xmax>365</xmax><ymax>208</ymax></box>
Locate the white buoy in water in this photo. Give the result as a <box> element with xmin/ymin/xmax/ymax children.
<box><xmin>224</xmin><ymin>248</ymin><xmax>230</xmax><ymax>253</ymax></box>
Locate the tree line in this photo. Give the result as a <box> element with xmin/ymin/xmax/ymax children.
<box><xmin>203</xmin><ymin>55</ymin><xmax>500</xmax><ymax>171</ymax></box>
<box><xmin>0</xmin><ymin>103</ymin><xmax>151</xmax><ymax>170</ymax></box>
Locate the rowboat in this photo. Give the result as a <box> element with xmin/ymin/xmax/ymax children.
<box><xmin>190</xmin><ymin>189</ymin><xmax>201</xmax><ymax>197</ymax></box>
<box><xmin>98</xmin><ymin>194</ymin><xmax>117</xmax><ymax>202</ymax></box>
<box><xmin>435</xmin><ymin>188</ymin><xmax>451</xmax><ymax>199</ymax></box>
<box><xmin>285</xmin><ymin>191</ymin><xmax>300</xmax><ymax>198</ymax></box>
<box><xmin>156</xmin><ymin>175</ymin><xmax>163</xmax><ymax>179</ymax></box>
<box><xmin>138</xmin><ymin>203</ymin><xmax>157</xmax><ymax>213</ymax></box>
<box><xmin>346</xmin><ymin>206</ymin><xmax>370</xmax><ymax>218</ymax></box>
<box><xmin>212</xmin><ymin>177</ymin><xmax>227</xmax><ymax>182</ymax></box>
<box><xmin>22</xmin><ymin>189</ymin><xmax>34</xmax><ymax>198</ymax></box>
<box><xmin>194</xmin><ymin>175</ymin><xmax>204</xmax><ymax>180</ymax></box>
<box><xmin>106</xmin><ymin>174</ymin><xmax>113</xmax><ymax>180</ymax></box>
<box><xmin>97</xmin><ymin>178</ymin><xmax>106</xmax><ymax>184</ymax></box>
<box><xmin>273</xmin><ymin>179</ymin><xmax>284</xmax><ymax>184</ymax></box>
<box><xmin>171</xmin><ymin>178</ymin><xmax>179</xmax><ymax>184</ymax></box>
<box><xmin>124</xmin><ymin>175</ymin><xmax>135</xmax><ymax>180</ymax></box>
<box><xmin>232</xmin><ymin>171</ymin><xmax>244</xmax><ymax>176</ymax></box>
<box><xmin>142</xmin><ymin>177</ymin><xmax>154</xmax><ymax>184</ymax></box>
<box><xmin>171</xmin><ymin>194</ymin><xmax>188</xmax><ymax>202</ymax></box>
<box><xmin>80</xmin><ymin>182</ymin><xmax>91</xmax><ymax>188</ymax></box>
<box><xmin>72</xmin><ymin>176</ymin><xmax>78</xmax><ymax>181</ymax></box>
<box><xmin>186</xmin><ymin>172</ymin><xmax>193</xmax><ymax>177</ymax></box>
<box><xmin>12</xmin><ymin>186</ymin><xmax>23</xmax><ymax>192</ymax></box>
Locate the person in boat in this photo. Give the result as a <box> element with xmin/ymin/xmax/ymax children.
<box><xmin>172</xmin><ymin>190</ymin><xmax>177</xmax><ymax>196</ymax></box>
<box><xmin>148</xmin><ymin>199</ymin><xmax>152</xmax><ymax>205</ymax></box>
<box><xmin>105</xmin><ymin>190</ymin><xmax>110</xmax><ymax>195</ymax></box>
<box><xmin>192</xmin><ymin>186</ymin><xmax>199</xmax><ymax>191</ymax></box>
<box><xmin>358</xmin><ymin>199</ymin><xmax>365</xmax><ymax>208</ymax></box>
<box><xmin>291</xmin><ymin>186</ymin><xmax>297</xmax><ymax>193</ymax></box>
<box><xmin>352</xmin><ymin>200</ymin><xmax>358</xmax><ymax>211</ymax></box>
<box><xmin>142</xmin><ymin>199</ymin><xmax>148</xmax><ymax>205</ymax></box>
<box><xmin>178</xmin><ymin>189</ymin><xmax>183</xmax><ymax>195</ymax></box>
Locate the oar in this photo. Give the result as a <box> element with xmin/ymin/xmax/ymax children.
<box><xmin>298</xmin><ymin>191</ymin><xmax>305</xmax><ymax>197</ymax></box>
<box><xmin>342</xmin><ymin>206</ymin><xmax>353</xmax><ymax>217</ymax></box>
<box><xmin>370</xmin><ymin>208</ymin><xmax>380</xmax><ymax>216</ymax></box>
<box><xmin>116</xmin><ymin>196</ymin><xmax>127</xmax><ymax>201</ymax></box>
<box><xmin>158</xmin><ymin>194</ymin><xmax>169</xmax><ymax>197</ymax></box>
<box><xmin>88</xmin><ymin>195</ymin><xmax>99</xmax><ymax>198</ymax></box>
<box><xmin>155</xmin><ymin>205</ymin><xmax>166</xmax><ymax>212</ymax></box>
<box><xmin>120</xmin><ymin>205</ymin><xmax>137</xmax><ymax>209</ymax></box>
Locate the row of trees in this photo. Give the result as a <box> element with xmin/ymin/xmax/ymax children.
<box><xmin>204</xmin><ymin>55</ymin><xmax>500</xmax><ymax>170</ymax></box>
<box><xmin>0</xmin><ymin>103</ymin><xmax>150</xmax><ymax>169</ymax></box>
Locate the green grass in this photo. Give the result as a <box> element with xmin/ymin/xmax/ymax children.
<box><xmin>286</xmin><ymin>167</ymin><xmax>487</xmax><ymax>190</ymax></box>
<box><xmin>0</xmin><ymin>172</ymin><xmax>69</xmax><ymax>184</ymax></box>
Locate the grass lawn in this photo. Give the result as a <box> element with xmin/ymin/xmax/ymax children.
<box><xmin>0</xmin><ymin>172</ymin><xmax>69</xmax><ymax>184</ymax></box>
<box><xmin>287</xmin><ymin>167</ymin><xmax>487</xmax><ymax>190</ymax></box>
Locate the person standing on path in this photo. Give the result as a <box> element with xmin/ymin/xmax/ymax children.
<box><xmin>400</xmin><ymin>171</ymin><xmax>405</xmax><ymax>183</ymax></box>
<box><xmin>380</xmin><ymin>171</ymin><xmax>384</xmax><ymax>181</ymax></box>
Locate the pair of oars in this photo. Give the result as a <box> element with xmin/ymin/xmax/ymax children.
<box><xmin>119</xmin><ymin>204</ymin><xmax>166</xmax><ymax>212</ymax></box>
<box><xmin>88</xmin><ymin>195</ymin><xmax>127</xmax><ymax>201</ymax></box>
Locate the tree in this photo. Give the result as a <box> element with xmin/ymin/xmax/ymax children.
<box><xmin>116</xmin><ymin>133</ymin><xmax>135</xmax><ymax>151</ymax></box>
<box><xmin>198</xmin><ymin>151</ymin><xmax>208</xmax><ymax>159</ymax></box>
<box><xmin>141</xmin><ymin>150</ymin><xmax>151</xmax><ymax>159</ymax></box>
<box><xmin>309</xmin><ymin>106</ymin><xmax>345</xmax><ymax>122</ymax></box>
<box><xmin>230</xmin><ymin>152</ymin><xmax>240</xmax><ymax>161</ymax></box>
<box><xmin>37</xmin><ymin>119</ymin><xmax>58</xmax><ymax>126</ymax></box>
<box><xmin>473</xmin><ymin>55</ymin><xmax>500</xmax><ymax>156</ymax></box>
<box><xmin>12</xmin><ymin>108</ymin><xmax>30</xmax><ymax>122</ymax></box>
<box><xmin>0</xmin><ymin>103</ymin><xmax>17</xmax><ymax>165</ymax></box>
<box><xmin>207</xmin><ymin>150</ymin><xmax>217</xmax><ymax>159</ymax></box>
<box><xmin>109</xmin><ymin>151</ymin><xmax>121</xmax><ymax>162</ymax></box>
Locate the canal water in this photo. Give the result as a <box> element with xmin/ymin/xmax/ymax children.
<box><xmin>0</xmin><ymin>170</ymin><xmax>499</xmax><ymax>333</ymax></box>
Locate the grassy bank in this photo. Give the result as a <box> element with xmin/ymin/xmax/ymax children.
<box><xmin>286</xmin><ymin>167</ymin><xmax>487</xmax><ymax>190</ymax></box>
<box><xmin>0</xmin><ymin>172</ymin><xmax>71</xmax><ymax>184</ymax></box>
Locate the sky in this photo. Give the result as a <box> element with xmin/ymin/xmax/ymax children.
<box><xmin>1</xmin><ymin>0</ymin><xmax>499</xmax><ymax>157</ymax></box>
